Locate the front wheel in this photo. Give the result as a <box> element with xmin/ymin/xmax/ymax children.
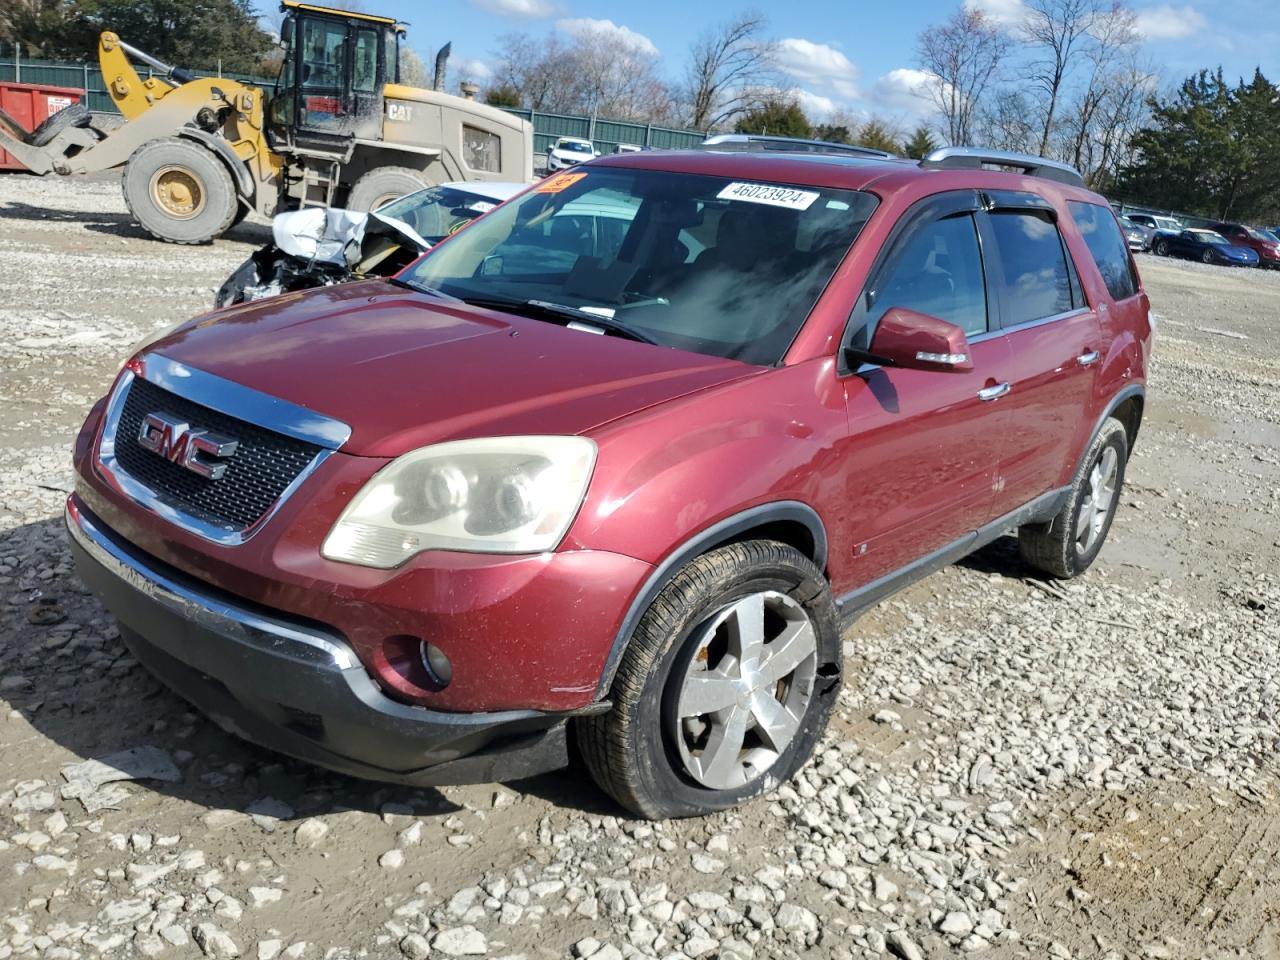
<box><xmin>1019</xmin><ymin>417</ymin><xmax>1128</xmax><ymax>580</ymax></box>
<box><xmin>577</xmin><ymin>541</ymin><xmax>841</xmax><ymax>819</ymax></box>
<box><xmin>122</xmin><ymin>138</ymin><xmax>238</xmax><ymax>244</ymax></box>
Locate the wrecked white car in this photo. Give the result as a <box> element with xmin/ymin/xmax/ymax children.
<box><xmin>216</xmin><ymin>181</ymin><xmax>527</xmax><ymax>307</ymax></box>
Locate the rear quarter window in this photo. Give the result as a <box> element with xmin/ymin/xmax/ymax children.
<box><xmin>1069</xmin><ymin>201</ymin><xmax>1139</xmax><ymax>302</ymax></box>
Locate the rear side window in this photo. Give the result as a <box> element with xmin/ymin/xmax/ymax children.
<box><xmin>987</xmin><ymin>211</ymin><xmax>1078</xmax><ymax>326</ymax></box>
<box><xmin>1069</xmin><ymin>201</ymin><xmax>1139</xmax><ymax>302</ymax></box>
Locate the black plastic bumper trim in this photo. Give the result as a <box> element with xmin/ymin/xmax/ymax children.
<box><xmin>65</xmin><ymin>496</ymin><xmax>575</xmax><ymax>786</ymax></box>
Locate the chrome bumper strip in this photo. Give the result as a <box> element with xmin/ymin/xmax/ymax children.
<box><xmin>65</xmin><ymin>498</ymin><xmax>356</xmax><ymax>670</ymax></box>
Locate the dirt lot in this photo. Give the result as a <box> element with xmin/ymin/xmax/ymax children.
<box><xmin>1</xmin><ymin>174</ymin><xmax>1277</xmax><ymax>960</ymax></box>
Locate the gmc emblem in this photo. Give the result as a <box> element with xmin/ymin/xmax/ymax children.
<box><xmin>137</xmin><ymin>412</ymin><xmax>239</xmax><ymax>481</ymax></box>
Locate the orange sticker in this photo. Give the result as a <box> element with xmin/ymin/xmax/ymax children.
<box><xmin>536</xmin><ymin>171</ymin><xmax>588</xmax><ymax>193</ymax></box>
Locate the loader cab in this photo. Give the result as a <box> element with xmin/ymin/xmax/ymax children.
<box><xmin>269</xmin><ymin>1</ymin><xmax>402</xmax><ymax>151</ymax></box>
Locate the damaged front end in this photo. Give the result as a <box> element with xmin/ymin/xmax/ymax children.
<box><xmin>216</xmin><ymin>208</ymin><xmax>431</xmax><ymax>308</ymax></box>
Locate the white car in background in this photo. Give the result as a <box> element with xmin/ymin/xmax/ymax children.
<box><xmin>545</xmin><ymin>136</ymin><xmax>599</xmax><ymax>172</ymax></box>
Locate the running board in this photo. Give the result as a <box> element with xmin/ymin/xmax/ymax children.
<box><xmin>836</xmin><ymin>486</ymin><xmax>1069</xmax><ymax>623</ymax></box>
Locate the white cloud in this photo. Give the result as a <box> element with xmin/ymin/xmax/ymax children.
<box><xmin>452</xmin><ymin>56</ymin><xmax>493</xmax><ymax>82</ymax></box>
<box><xmin>556</xmin><ymin>18</ymin><xmax>659</xmax><ymax>57</ymax></box>
<box><xmin>792</xmin><ymin>89</ymin><xmax>839</xmax><ymax>120</ymax></box>
<box><xmin>871</xmin><ymin>68</ymin><xmax>938</xmax><ymax>119</ymax></box>
<box><xmin>1134</xmin><ymin>4</ymin><xmax>1208</xmax><ymax>40</ymax></box>
<box><xmin>471</xmin><ymin>0</ymin><xmax>561</xmax><ymax>18</ymax></box>
<box><xmin>774</xmin><ymin>38</ymin><xmax>861</xmax><ymax>103</ymax></box>
<box><xmin>963</xmin><ymin>0</ymin><xmax>1028</xmax><ymax>28</ymax></box>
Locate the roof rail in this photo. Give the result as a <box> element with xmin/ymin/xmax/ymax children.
<box><xmin>701</xmin><ymin>133</ymin><xmax>895</xmax><ymax>160</ymax></box>
<box><xmin>920</xmin><ymin>147</ymin><xmax>1085</xmax><ymax>187</ymax></box>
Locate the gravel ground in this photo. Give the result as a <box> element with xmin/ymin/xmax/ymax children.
<box><xmin>1</xmin><ymin>174</ymin><xmax>1278</xmax><ymax>960</ymax></box>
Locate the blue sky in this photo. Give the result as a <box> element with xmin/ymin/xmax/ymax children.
<box><xmin>384</xmin><ymin>0</ymin><xmax>1278</xmax><ymax>124</ymax></box>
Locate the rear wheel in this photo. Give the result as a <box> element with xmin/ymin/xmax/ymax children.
<box><xmin>1019</xmin><ymin>417</ymin><xmax>1128</xmax><ymax>580</ymax></box>
<box><xmin>1153</xmin><ymin>238</ymin><xmax>1170</xmax><ymax>256</ymax></box>
<box><xmin>347</xmin><ymin>167</ymin><xmax>430</xmax><ymax>211</ymax></box>
<box><xmin>123</xmin><ymin>138</ymin><xmax>238</xmax><ymax>244</ymax></box>
<box><xmin>1201</xmin><ymin>248</ymin><xmax>1214</xmax><ymax>264</ymax></box>
<box><xmin>577</xmin><ymin>541</ymin><xmax>841</xmax><ymax>819</ymax></box>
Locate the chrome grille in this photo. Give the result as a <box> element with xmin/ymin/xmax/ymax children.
<box><xmin>112</xmin><ymin>378</ymin><xmax>323</xmax><ymax>531</ymax></box>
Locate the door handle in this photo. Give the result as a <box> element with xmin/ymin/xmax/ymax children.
<box><xmin>978</xmin><ymin>382</ymin><xmax>1011</xmax><ymax>401</ymax></box>
<box><xmin>1077</xmin><ymin>351</ymin><xmax>1100</xmax><ymax>366</ymax></box>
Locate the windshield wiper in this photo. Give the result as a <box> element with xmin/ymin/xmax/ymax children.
<box><xmin>459</xmin><ymin>295</ymin><xmax>660</xmax><ymax>345</ymax></box>
<box><xmin>386</xmin><ymin>276</ymin><xmax>457</xmax><ymax>300</ymax></box>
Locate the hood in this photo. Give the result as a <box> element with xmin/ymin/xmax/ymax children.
<box><xmin>1225</xmin><ymin>245</ymin><xmax>1257</xmax><ymax>260</ymax></box>
<box><xmin>271</xmin><ymin>208</ymin><xmax>430</xmax><ymax>267</ymax></box>
<box><xmin>152</xmin><ymin>280</ymin><xmax>760</xmax><ymax>458</ymax></box>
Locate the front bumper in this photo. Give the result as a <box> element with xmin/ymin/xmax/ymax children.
<box><xmin>66</xmin><ymin>497</ymin><xmax>587</xmax><ymax>785</ymax></box>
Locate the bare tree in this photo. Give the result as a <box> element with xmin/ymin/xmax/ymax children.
<box><xmin>567</xmin><ymin>20</ymin><xmax>674</xmax><ymax>121</ymax></box>
<box><xmin>977</xmin><ymin>89</ymin><xmax>1039</xmax><ymax>152</ymax></box>
<box><xmin>683</xmin><ymin>11</ymin><xmax>776</xmax><ymax>130</ymax></box>
<box><xmin>1020</xmin><ymin>0</ymin><xmax>1107</xmax><ymax>155</ymax></box>
<box><xmin>491</xmin><ymin>27</ymin><xmax>674</xmax><ymax>122</ymax></box>
<box><xmin>917</xmin><ymin>9</ymin><xmax>1009</xmax><ymax>146</ymax></box>
<box><xmin>492</xmin><ymin>32</ymin><xmax>581</xmax><ymax>112</ymax></box>
<box><xmin>1055</xmin><ymin>7</ymin><xmax>1139</xmax><ymax>172</ymax></box>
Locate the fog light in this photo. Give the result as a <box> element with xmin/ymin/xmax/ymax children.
<box><xmin>377</xmin><ymin>634</ymin><xmax>451</xmax><ymax>698</ymax></box>
<box><xmin>419</xmin><ymin>640</ymin><xmax>453</xmax><ymax>688</ymax></box>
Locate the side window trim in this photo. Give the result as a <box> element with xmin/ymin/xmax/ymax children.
<box><xmin>838</xmin><ymin>189</ymin><xmax>985</xmax><ymax>375</ymax></box>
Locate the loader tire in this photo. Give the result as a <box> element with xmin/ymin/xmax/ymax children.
<box><xmin>123</xmin><ymin>138</ymin><xmax>238</xmax><ymax>244</ymax></box>
<box><xmin>347</xmin><ymin>167</ymin><xmax>430</xmax><ymax>211</ymax></box>
<box><xmin>29</xmin><ymin>102</ymin><xmax>91</xmax><ymax>147</ymax></box>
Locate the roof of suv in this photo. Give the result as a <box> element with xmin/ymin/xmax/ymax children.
<box><xmin>588</xmin><ymin>147</ymin><xmax>1101</xmax><ymax>202</ymax></box>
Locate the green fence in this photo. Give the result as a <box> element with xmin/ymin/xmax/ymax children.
<box><xmin>0</xmin><ymin>50</ymin><xmax>707</xmax><ymax>155</ymax></box>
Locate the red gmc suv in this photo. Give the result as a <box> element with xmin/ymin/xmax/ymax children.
<box><xmin>67</xmin><ymin>145</ymin><xmax>1151</xmax><ymax>819</ymax></box>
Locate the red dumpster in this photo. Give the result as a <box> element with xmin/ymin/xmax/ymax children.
<box><xmin>0</xmin><ymin>81</ymin><xmax>85</xmax><ymax>170</ymax></box>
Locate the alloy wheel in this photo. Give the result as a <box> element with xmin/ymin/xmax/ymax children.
<box><xmin>672</xmin><ymin>590</ymin><xmax>818</xmax><ymax>790</ymax></box>
<box><xmin>1075</xmin><ymin>445</ymin><xmax>1119</xmax><ymax>556</ymax></box>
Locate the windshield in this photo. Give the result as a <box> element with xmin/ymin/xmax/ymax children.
<box><xmin>1191</xmin><ymin>230</ymin><xmax>1228</xmax><ymax>244</ymax></box>
<box><xmin>1244</xmin><ymin>226</ymin><xmax>1272</xmax><ymax>241</ymax></box>
<box><xmin>400</xmin><ymin>167</ymin><xmax>878</xmax><ymax>365</ymax></box>
<box><xmin>560</xmin><ymin>140</ymin><xmax>593</xmax><ymax>153</ymax></box>
<box><xmin>379</xmin><ymin>186</ymin><xmax>506</xmax><ymax>244</ymax></box>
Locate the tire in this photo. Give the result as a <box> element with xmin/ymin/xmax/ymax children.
<box><xmin>1201</xmin><ymin>248</ymin><xmax>1214</xmax><ymax>264</ymax></box>
<box><xmin>1018</xmin><ymin>417</ymin><xmax>1128</xmax><ymax>580</ymax></box>
<box><xmin>346</xmin><ymin>167</ymin><xmax>430</xmax><ymax>212</ymax></box>
<box><xmin>28</xmin><ymin>102</ymin><xmax>91</xmax><ymax>147</ymax></box>
<box><xmin>1153</xmin><ymin>238</ymin><xmax>1169</xmax><ymax>256</ymax></box>
<box><xmin>122</xmin><ymin>138</ymin><xmax>238</xmax><ymax>244</ymax></box>
<box><xmin>577</xmin><ymin>540</ymin><xmax>842</xmax><ymax>819</ymax></box>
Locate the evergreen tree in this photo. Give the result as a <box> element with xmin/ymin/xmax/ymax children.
<box><xmin>4</xmin><ymin>0</ymin><xmax>276</xmax><ymax>74</ymax></box>
<box><xmin>903</xmin><ymin>126</ymin><xmax>939</xmax><ymax>159</ymax></box>
<box><xmin>855</xmin><ymin>119</ymin><xmax>901</xmax><ymax>154</ymax></box>
<box><xmin>734</xmin><ymin>97</ymin><xmax>811</xmax><ymax>138</ymax></box>
<box><xmin>1120</xmin><ymin>68</ymin><xmax>1280</xmax><ymax>221</ymax></box>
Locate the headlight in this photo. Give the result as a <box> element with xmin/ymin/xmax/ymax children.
<box><xmin>321</xmin><ymin>436</ymin><xmax>597</xmax><ymax>568</ymax></box>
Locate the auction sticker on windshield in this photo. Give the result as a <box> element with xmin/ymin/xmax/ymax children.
<box><xmin>717</xmin><ymin>182</ymin><xmax>819</xmax><ymax>210</ymax></box>
<box><xmin>537</xmin><ymin>172</ymin><xmax>588</xmax><ymax>194</ymax></box>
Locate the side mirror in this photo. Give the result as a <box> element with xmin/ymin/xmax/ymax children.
<box><xmin>854</xmin><ymin>306</ymin><xmax>974</xmax><ymax>373</ymax></box>
<box><xmin>280</xmin><ymin>18</ymin><xmax>293</xmax><ymax>46</ymax></box>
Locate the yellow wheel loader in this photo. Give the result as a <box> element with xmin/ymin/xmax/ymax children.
<box><xmin>0</xmin><ymin>0</ymin><xmax>533</xmax><ymax>243</ymax></box>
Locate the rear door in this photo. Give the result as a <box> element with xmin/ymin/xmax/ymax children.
<box><xmin>978</xmin><ymin>193</ymin><xmax>1101</xmax><ymax>513</ymax></box>
<box><xmin>835</xmin><ymin>191</ymin><xmax>1012</xmax><ymax>587</ymax></box>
